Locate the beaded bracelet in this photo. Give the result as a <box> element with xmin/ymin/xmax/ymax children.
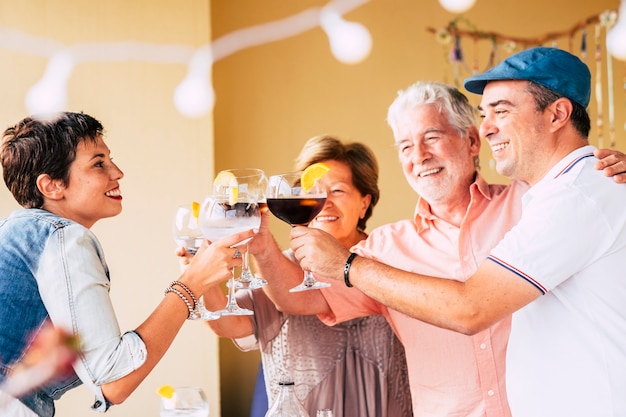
<box><xmin>344</xmin><ymin>252</ymin><xmax>358</xmax><ymax>288</ymax></box>
<box><xmin>164</xmin><ymin>286</ymin><xmax>195</xmax><ymax>319</ymax></box>
<box><xmin>170</xmin><ymin>280</ymin><xmax>198</xmax><ymax>308</ymax></box>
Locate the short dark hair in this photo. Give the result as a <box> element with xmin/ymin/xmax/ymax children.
<box><xmin>1</xmin><ymin>112</ymin><xmax>104</xmax><ymax>208</ymax></box>
<box><xmin>526</xmin><ymin>81</ymin><xmax>591</xmax><ymax>138</ymax></box>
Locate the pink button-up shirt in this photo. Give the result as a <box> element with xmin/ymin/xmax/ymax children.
<box><xmin>319</xmin><ymin>174</ymin><xmax>529</xmax><ymax>417</ymax></box>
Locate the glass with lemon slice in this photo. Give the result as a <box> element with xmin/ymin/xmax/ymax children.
<box><xmin>266</xmin><ymin>163</ymin><xmax>331</xmax><ymax>292</ymax></box>
<box><xmin>209</xmin><ymin>169</ymin><xmax>268</xmax><ymax>291</ymax></box>
<box><xmin>158</xmin><ymin>385</ymin><xmax>209</xmax><ymax>417</ymax></box>
<box><xmin>199</xmin><ymin>168</ymin><xmax>267</xmax><ymax>317</ymax></box>
<box><xmin>172</xmin><ymin>202</ymin><xmax>203</xmax><ymax>255</ymax></box>
<box><xmin>172</xmin><ymin>202</ymin><xmax>206</xmax><ymax>319</ymax></box>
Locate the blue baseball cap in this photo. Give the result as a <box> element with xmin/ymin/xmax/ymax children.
<box><xmin>464</xmin><ymin>47</ymin><xmax>591</xmax><ymax>108</ymax></box>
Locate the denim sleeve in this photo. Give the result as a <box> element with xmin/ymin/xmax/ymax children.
<box><xmin>36</xmin><ymin>223</ymin><xmax>147</xmax><ymax>409</ymax></box>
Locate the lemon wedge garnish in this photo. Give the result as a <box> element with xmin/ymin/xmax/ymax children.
<box><xmin>191</xmin><ymin>201</ymin><xmax>200</xmax><ymax>219</ymax></box>
<box><xmin>213</xmin><ymin>171</ymin><xmax>237</xmax><ymax>190</ymax></box>
<box><xmin>228</xmin><ymin>187</ymin><xmax>238</xmax><ymax>206</ymax></box>
<box><xmin>213</xmin><ymin>171</ymin><xmax>239</xmax><ymax>206</ymax></box>
<box><xmin>157</xmin><ymin>384</ymin><xmax>175</xmax><ymax>399</ymax></box>
<box><xmin>301</xmin><ymin>162</ymin><xmax>330</xmax><ymax>193</ymax></box>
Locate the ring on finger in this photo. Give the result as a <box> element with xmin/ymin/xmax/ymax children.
<box><xmin>233</xmin><ymin>248</ymin><xmax>242</xmax><ymax>259</ymax></box>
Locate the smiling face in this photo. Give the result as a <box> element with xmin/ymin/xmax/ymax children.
<box><xmin>478</xmin><ymin>80</ymin><xmax>550</xmax><ymax>184</ymax></box>
<box><xmin>42</xmin><ymin>134</ymin><xmax>124</xmax><ymax>228</ymax></box>
<box><xmin>308</xmin><ymin>159</ymin><xmax>371</xmax><ymax>248</ymax></box>
<box><xmin>394</xmin><ymin>104</ymin><xmax>480</xmax><ymax>207</ymax></box>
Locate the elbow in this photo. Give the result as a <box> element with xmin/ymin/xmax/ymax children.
<box><xmin>101</xmin><ymin>386</ymin><xmax>131</xmax><ymax>405</ymax></box>
<box><xmin>445</xmin><ymin>308</ymin><xmax>491</xmax><ymax>336</ymax></box>
<box><xmin>206</xmin><ymin>322</ymin><xmax>230</xmax><ymax>337</ymax></box>
<box><xmin>106</xmin><ymin>395</ymin><xmax>127</xmax><ymax>406</ymax></box>
<box><xmin>273</xmin><ymin>300</ymin><xmax>302</xmax><ymax>314</ymax></box>
<box><xmin>205</xmin><ymin>319</ymin><xmax>254</xmax><ymax>339</ymax></box>
<box><xmin>274</xmin><ymin>297</ymin><xmax>328</xmax><ymax>316</ymax></box>
<box><xmin>438</xmin><ymin>288</ymin><xmax>496</xmax><ymax>335</ymax></box>
<box><xmin>453</xmin><ymin>321</ymin><xmax>484</xmax><ymax>336</ymax></box>
<box><xmin>271</xmin><ymin>297</ymin><xmax>308</xmax><ymax>314</ymax></box>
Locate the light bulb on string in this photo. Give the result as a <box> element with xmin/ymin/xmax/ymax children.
<box><xmin>319</xmin><ymin>8</ymin><xmax>372</xmax><ymax>65</ymax></box>
<box><xmin>174</xmin><ymin>74</ymin><xmax>214</xmax><ymax>118</ymax></box>
<box><xmin>438</xmin><ymin>0</ymin><xmax>477</xmax><ymax>14</ymax></box>
<box><xmin>607</xmin><ymin>1</ymin><xmax>626</xmax><ymax>61</ymax></box>
<box><xmin>25</xmin><ymin>51</ymin><xmax>74</xmax><ymax>115</ymax></box>
<box><xmin>174</xmin><ymin>46</ymin><xmax>214</xmax><ymax>118</ymax></box>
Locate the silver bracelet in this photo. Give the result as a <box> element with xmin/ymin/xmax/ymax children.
<box><xmin>170</xmin><ymin>280</ymin><xmax>198</xmax><ymax>307</ymax></box>
<box><xmin>164</xmin><ymin>286</ymin><xmax>195</xmax><ymax>319</ymax></box>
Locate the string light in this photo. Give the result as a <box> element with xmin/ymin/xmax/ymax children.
<box><xmin>607</xmin><ymin>0</ymin><xmax>626</xmax><ymax>60</ymax></box>
<box><xmin>25</xmin><ymin>51</ymin><xmax>74</xmax><ymax>114</ymax></box>
<box><xmin>3</xmin><ymin>0</ymin><xmax>372</xmax><ymax>119</ymax></box>
<box><xmin>438</xmin><ymin>0</ymin><xmax>477</xmax><ymax>14</ymax></box>
<box><xmin>174</xmin><ymin>46</ymin><xmax>215</xmax><ymax>118</ymax></box>
<box><xmin>319</xmin><ymin>7</ymin><xmax>372</xmax><ymax>64</ymax></box>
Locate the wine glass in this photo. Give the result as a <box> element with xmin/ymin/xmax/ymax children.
<box><xmin>212</xmin><ymin>169</ymin><xmax>268</xmax><ymax>291</ymax></box>
<box><xmin>172</xmin><ymin>204</ymin><xmax>219</xmax><ymax>320</ymax></box>
<box><xmin>160</xmin><ymin>386</ymin><xmax>209</xmax><ymax>417</ymax></box>
<box><xmin>200</xmin><ymin>168</ymin><xmax>265</xmax><ymax>316</ymax></box>
<box><xmin>266</xmin><ymin>171</ymin><xmax>330</xmax><ymax>292</ymax></box>
<box><xmin>173</xmin><ymin>203</ymin><xmax>203</xmax><ymax>255</ymax></box>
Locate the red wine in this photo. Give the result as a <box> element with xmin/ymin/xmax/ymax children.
<box><xmin>267</xmin><ymin>197</ymin><xmax>326</xmax><ymax>226</ymax></box>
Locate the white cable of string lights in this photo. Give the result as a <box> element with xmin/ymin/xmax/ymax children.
<box><xmin>0</xmin><ymin>0</ymin><xmax>372</xmax><ymax>118</ymax></box>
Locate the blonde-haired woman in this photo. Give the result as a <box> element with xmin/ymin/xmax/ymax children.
<box><xmin>201</xmin><ymin>135</ymin><xmax>412</xmax><ymax>416</ymax></box>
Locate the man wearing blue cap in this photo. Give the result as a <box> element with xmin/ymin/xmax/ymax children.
<box><xmin>288</xmin><ymin>47</ymin><xmax>626</xmax><ymax>417</ymax></box>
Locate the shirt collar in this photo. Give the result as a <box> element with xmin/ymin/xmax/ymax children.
<box><xmin>521</xmin><ymin>145</ymin><xmax>595</xmax><ymax>207</ymax></box>
<box><xmin>540</xmin><ymin>145</ymin><xmax>596</xmax><ymax>182</ymax></box>
<box><xmin>413</xmin><ymin>171</ymin><xmax>492</xmax><ymax>231</ymax></box>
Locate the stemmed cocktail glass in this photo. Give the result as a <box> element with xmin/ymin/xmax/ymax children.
<box><xmin>199</xmin><ymin>169</ymin><xmax>266</xmax><ymax>316</ymax></box>
<box><xmin>172</xmin><ymin>203</ymin><xmax>210</xmax><ymax>320</ymax></box>
<box><xmin>173</xmin><ymin>203</ymin><xmax>203</xmax><ymax>255</ymax></box>
<box><xmin>266</xmin><ymin>171</ymin><xmax>330</xmax><ymax>292</ymax></box>
<box><xmin>212</xmin><ymin>168</ymin><xmax>268</xmax><ymax>290</ymax></box>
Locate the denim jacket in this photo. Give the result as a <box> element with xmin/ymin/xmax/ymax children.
<box><xmin>0</xmin><ymin>209</ymin><xmax>147</xmax><ymax>416</ymax></box>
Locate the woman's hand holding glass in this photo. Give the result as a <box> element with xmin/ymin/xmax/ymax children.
<box><xmin>178</xmin><ymin>230</ymin><xmax>253</xmax><ymax>320</ymax></box>
<box><xmin>199</xmin><ymin>168</ymin><xmax>267</xmax><ymax>317</ymax></box>
<box><xmin>221</xmin><ymin>170</ymin><xmax>268</xmax><ymax>291</ymax></box>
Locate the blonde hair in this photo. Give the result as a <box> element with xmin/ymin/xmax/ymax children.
<box><xmin>295</xmin><ymin>135</ymin><xmax>379</xmax><ymax>232</ymax></box>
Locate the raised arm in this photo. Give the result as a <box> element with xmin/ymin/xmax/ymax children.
<box><xmin>289</xmin><ymin>226</ymin><xmax>540</xmax><ymax>335</ymax></box>
<box><xmin>248</xmin><ymin>208</ymin><xmax>331</xmax><ymax>315</ymax></box>
<box><xmin>100</xmin><ymin>230</ymin><xmax>251</xmax><ymax>404</ymax></box>
<box><xmin>174</xmin><ymin>246</ymin><xmax>254</xmax><ymax>339</ymax></box>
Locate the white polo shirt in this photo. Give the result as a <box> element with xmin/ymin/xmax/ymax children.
<box><xmin>488</xmin><ymin>145</ymin><xmax>626</xmax><ymax>417</ymax></box>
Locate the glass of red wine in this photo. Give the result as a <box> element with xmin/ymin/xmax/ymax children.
<box><xmin>266</xmin><ymin>171</ymin><xmax>330</xmax><ymax>292</ymax></box>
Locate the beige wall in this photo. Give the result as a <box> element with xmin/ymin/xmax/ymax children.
<box><xmin>0</xmin><ymin>1</ymin><xmax>624</xmax><ymax>417</ymax></box>
<box><xmin>0</xmin><ymin>1</ymin><xmax>221</xmax><ymax>416</ymax></box>
<box><xmin>211</xmin><ymin>0</ymin><xmax>624</xmax><ymax>416</ymax></box>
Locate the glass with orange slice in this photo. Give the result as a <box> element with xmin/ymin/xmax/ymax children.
<box><xmin>266</xmin><ymin>163</ymin><xmax>331</xmax><ymax>292</ymax></box>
